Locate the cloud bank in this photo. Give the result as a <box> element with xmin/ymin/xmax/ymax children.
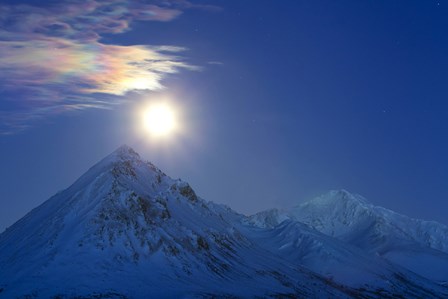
<box><xmin>0</xmin><ymin>0</ymin><xmax>202</xmax><ymax>133</ymax></box>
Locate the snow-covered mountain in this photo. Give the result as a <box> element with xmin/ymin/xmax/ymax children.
<box><xmin>249</xmin><ymin>189</ymin><xmax>448</xmax><ymax>282</ymax></box>
<box><xmin>0</xmin><ymin>146</ymin><xmax>447</xmax><ymax>298</ymax></box>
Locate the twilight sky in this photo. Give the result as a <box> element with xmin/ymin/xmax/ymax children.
<box><xmin>1</xmin><ymin>0</ymin><xmax>448</xmax><ymax>231</ymax></box>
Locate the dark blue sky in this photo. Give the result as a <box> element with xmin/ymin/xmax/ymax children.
<box><xmin>1</xmin><ymin>0</ymin><xmax>448</xmax><ymax>231</ymax></box>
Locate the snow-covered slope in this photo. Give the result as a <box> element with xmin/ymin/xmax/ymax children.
<box><xmin>246</xmin><ymin>219</ymin><xmax>447</xmax><ymax>298</ymax></box>
<box><xmin>0</xmin><ymin>147</ymin><xmax>447</xmax><ymax>298</ymax></box>
<box><xmin>0</xmin><ymin>146</ymin><xmax>343</xmax><ymax>298</ymax></box>
<box><xmin>249</xmin><ymin>189</ymin><xmax>448</xmax><ymax>282</ymax></box>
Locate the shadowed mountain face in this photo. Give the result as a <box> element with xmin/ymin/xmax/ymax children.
<box><xmin>0</xmin><ymin>146</ymin><xmax>447</xmax><ymax>298</ymax></box>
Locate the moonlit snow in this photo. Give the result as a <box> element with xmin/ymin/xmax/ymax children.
<box><xmin>0</xmin><ymin>146</ymin><xmax>447</xmax><ymax>298</ymax></box>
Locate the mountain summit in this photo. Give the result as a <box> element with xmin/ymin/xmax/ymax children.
<box><xmin>0</xmin><ymin>146</ymin><xmax>447</xmax><ymax>298</ymax></box>
<box><xmin>250</xmin><ymin>189</ymin><xmax>448</xmax><ymax>282</ymax></box>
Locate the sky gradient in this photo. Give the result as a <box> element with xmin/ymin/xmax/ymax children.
<box><xmin>1</xmin><ymin>0</ymin><xmax>448</xmax><ymax>231</ymax></box>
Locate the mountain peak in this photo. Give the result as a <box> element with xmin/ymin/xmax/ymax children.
<box><xmin>1</xmin><ymin>150</ymin><xmax>448</xmax><ymax>298</ymax></box>
<box><xmin>111</xmin><ymin>144</ymin><xmax>141</xmax><ymax>161</ymax></box>
<box><xmin>302</xmin><ymin>189</ymin><xmax>369</xmax><ymax>208</ymax></box>
<box><xmin>61</xmin><ymin>145</ymin><xmax>165</xmax><ymax>198</ymax></box>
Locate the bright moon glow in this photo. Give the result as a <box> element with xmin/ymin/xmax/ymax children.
<box><xmin>143</xmin><ymin>104</ymin><xmax>177</xmax><ymax>137</ymax></box>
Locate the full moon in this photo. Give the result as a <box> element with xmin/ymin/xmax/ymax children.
<box><xmin>143</xmin><ymin>103</ymin><xmax>177</xmax><ymax>137</ymax></box>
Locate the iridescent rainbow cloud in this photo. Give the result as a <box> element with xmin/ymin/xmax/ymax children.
<box><xmin>0</xmin><ymin>0</ymin><xmax>211</xmax><ymax>133</ymax></box>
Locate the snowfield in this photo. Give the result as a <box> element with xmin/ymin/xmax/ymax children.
<box><xmin>0</xmin><ymin>146</ymin><xmax>447</xmax><ymax>298</ymax></box>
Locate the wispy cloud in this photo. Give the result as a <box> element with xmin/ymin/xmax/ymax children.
<box><xmin>0</xmin><ymin>0</ymin><xmax>205</xmax><ymax>134</ymax></box>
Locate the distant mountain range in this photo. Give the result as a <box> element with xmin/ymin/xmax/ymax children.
<box><xmin>0</xmin><ymin>146</ymin><xmax>447</xmax><ymax>298</ymax></box>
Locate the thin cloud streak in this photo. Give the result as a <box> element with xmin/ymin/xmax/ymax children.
<box><xmin>0</xmin><ymin>0</ymin><xmax>202</xmax><ymax>134</ymax></box>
